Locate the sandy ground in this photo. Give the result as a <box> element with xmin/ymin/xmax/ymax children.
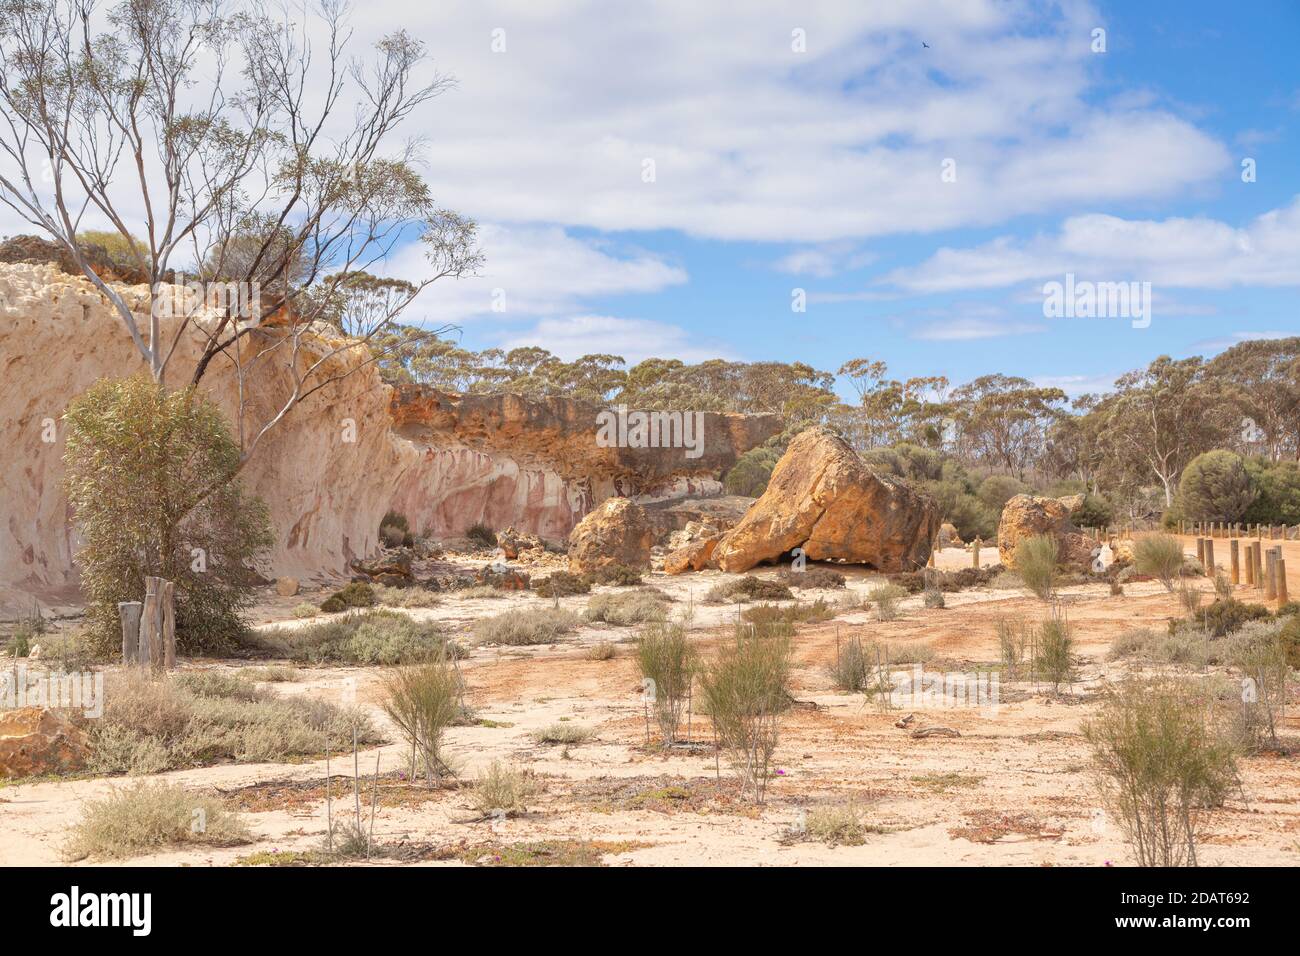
<box><xmin>3</xmin><ymin>538</ymin><xmax>1299</xmax><ymax>867</ymax></box>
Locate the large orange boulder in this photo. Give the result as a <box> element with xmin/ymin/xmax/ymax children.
<box><xmin>663</xmin><ymin>534</ymin><xmax>722</xmax><ymax>575</ymax></box>
<box><xmin>0</xmin><ymin>707</ymin><xmax>88</xmax><ymax>778</ymax></box>
<box><xmin>711</xmin><ymin>428</ymin><xmax>940</xmax><ymax>573</ymax></box>
<box><xmin>567</xmin><ymin>497</ymin><xmax>655</xmax><ymax>573</ymax></box>
<box><xmin>996</xmin><ymin>494</ymin><xmax>1095</xmax><ymax>569</ymax></box>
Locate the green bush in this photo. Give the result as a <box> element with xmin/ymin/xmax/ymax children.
<box><xmin>740</xmin><ymin>599</ymin><xmax>835</xmax><ymax>625</ymax></box>
<box><xmin>1035</xmin><ymin>615</ymin><xmax>1075</xmax><ymax>690</ymax></box>
<box><xmin>320</xmin><ymin>581</ymin><xmax>375</xmax><ymax>613</ymax></box>
<box><xmin>636</xmin><ymin>621</ymin><xmax>696</xmax><ymax>745</ymax></box>
<box><xmin>977</xmin><ymin>474</ymin><xmax>1029</xmax><ymax>515</ymax></box>
<box><xmin>64</xmin><ymin>781</ymin><xmax>252</xmax><ymax>861</ymax></box>
<box><xmin>1243</xmin><ymin>458</ymin><xmax>1300</xmax><ymax>525</ymax></box>
<box><xmin>1178</xmin><ymin>450</ymin><xmax>1256</xmax><ymax>522</ymax></box>
<box><xmin>582</xmin><ymin>564</ymin><xmax>644</xmax><ymax>587</ymax></box>
<box><xmin>1133</xmin><ymin>534</ymin><xmax>1185</xmax><ymax>591</ymax></box>
<box><xmin>63</xmin><ymin>375</ymin><xmax>273</xmax><ymax>656</ymax></box>
<box><xmin>867</xmin><ymin>584</ymin><xmax>908</xmax><ymax>621</ymax></box>
<box><xmin>777</xmin><ymin>566</ymin><xmax>846</xmax><ymax>589</ymax></box>
<box><xmin>1073</xmin><ymin>494</ymin><xmax>1114</xmax><ymax>529</ymax></box>
<box><xmin>827</xmin><ymin>636</ymin><xmax>869</xmax><ymax>691</ymax></box>
<box><xmin>465</xmin><ymin>522</ymin><xmax>497</xmax><ymax>549</ymax></box>
<box><xmin>1015</xmin><ymin>535</ymin><xmax>1058</xmax><ymax>601</ymax></box>
<box><xmin>533</xmin><ymin>571</ymin><xmax>591</xmax><ymax>598</ymax></box>
<box><xmin>381</xmin><ymin>657</ymin><xmax>464</xmax><ymax>786</ymax></box>
<box><xmin>723</xmin><ymin>445</ymin><xmax>782</xmax><ymax>497</ymax></box>
<box><xmin>1198</xmin><ymin>598</ymin><xmax>1272</xmax><ymax>638</ymax></box>
<box><xmin>584</xmin><ymin>589</ymin><xmax>670</xmax><ymax>625</ymax></box>
<box><xmin>1085</xmin><ymin>678</ymin><xmax>1239</xmax><ymax>867</ymax></box>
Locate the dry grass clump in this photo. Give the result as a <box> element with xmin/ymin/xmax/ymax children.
<box><xmin>291</xmin><ymin>602</ymin><xmax>320</xmax><ymax>619</ymax></box>
<box><xmin>584</xmin><ymin>589</ymin><xmax>671</xmax><ymax>626</ymax></box>
<box><xmin>866</xmin><ymin>584</ymin><xmax>908</xmax><ymax>621</ymax></box>
<box><xmin>586</xmin><ymin>641</ymin><xmax>618</xmax><ymax>661</ymax></box>
<box><xmin>1108</xmin><ymin>627</ymin><xmax>1211</xmax><ymax>667</ymax></box>
<box><xmin>1225</xmin><ymin>620</ymin><xmax>1290</xmax><ymax>749</ymax></box>
<box><xmin>64</xmin><ymin>781</ymin><xmax>252</xmax><ymax>861</ymax></box>
<box><xmin>704</xmin><ymin>575</ymin><xmax>795</xmax><ymax>605</ymax></box>
<box><xmin>583</xmin><ymin>563</ymin><xmax>645</xmax><ymax>587</ymax></box>
<box><xmin>1035</xmin><ymin>614</ymin><xmax>1075</xmax><ymax>691</ymax></box>
<box><xmin>471</xmin><ymin>761</ymin><xmax>540</xmax><ymax>817</ymax></box>
<box><xmin>374</xmin><ymin>584</ymin><xmax>441</xmax><ymax>608</ymax></box>
<box><xmin>473</xmin><ymin>607</ymin><xmax>581</xmax><ymax>645</ymax></box>
<box><xmin>86</xmin><ymin>671</ymin><xmax>379</xmax><ymax>775</ymax></box>
<box><xmin>381</xmin><ymin>656</ymin><xmax>465</xmax><ymax>787</ymax></box>
<box><xmin>698</xmin><ymin>623</ymin><xmax>792</xmax><ymax>802</ymax></box>
<box><xmin>740</xmin><ymin>598</ymin><xmax>835</xmax><ymax>626</ymax></box>
<box><xmin>777</xmin><ymin>566</ymin><xmax>846</xmax><ymax>590</ymax></box>
<box><xmin>827</xmin><ymin>635</ymin><xmax>870</xmax><ymax>691</ymax></box>
<box><xmin>1085</xmin><ymin>678</ymin><xmax>1239</xmax><ymax>867</ymax></box>
<box><xmin>1015</xmin><ymin>535</ymin><xmax>1059</xmax><ymax>601</ymax></box>
<box><xmin>800</xmin><ymin>804</ymin><xmax>871</xmax><ymax>846</ymax></box>
<box><xmin>1133</xmin><ymin>533</ymin><xmax>1185</xmax><ymax>591</ymax></box>
<box><xmin>241</xmin><ymin>665</ymin><xmax>300</xmax><ymax>683</ymax></box>
<box><xmin>533</xmin><ymin>722</ymin><xmax>597</xmax><ymax>746</ymax></box>
<box><xmin>636</xmin><ymin>621</ymin><xmax>697</xmax><ymax>746</ymax></box>
<box><xmin>997</xmin><ymin>618</ymin><xmax>1029</xmax><ymax>677</ymax></box>
<box><xmin>257</xmin><ymin>609</ymin><xmax>460</xmax><ymax>664</ymax></box>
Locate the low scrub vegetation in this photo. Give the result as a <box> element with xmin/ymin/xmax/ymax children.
<box><xmin>533</xmin><ymin>571</ymin><xmax>591</xmax><ymax>598</ymax></box>
<box><xmin>740</xmin><ymin>598</ymin><xmax>835</xmax><ymax>626</ymax></box>
<box><xmin>533</xmin><ymin>723</ymin><xmax>597</xmax><ymax>746</ymax></box>
<box><xmin>584</xmin><ymin>589</ymin><xmax>671</xmax><ymax>626</ymax></box>
<box><xmin>1085</xmin><ymin>678</ymin><xmax>1239</xmax><ymax>867</ymax></box>
<box><xmin>64</xmin><ymin>781</ymin><xmax>252</xmax><ymax>861</ymax></box>
<box><xmin>887</xmin><ymin>565</ymin><xmax>1002</xmax><ymax>594</ymax></box>
<box><xmin>320</xmin><ymin>581</ymin><xmax>376</xmax><ymax>614</ymax></box>
<box><xmin>1034</xmin><ymin>614</ymin><xmax>1075</xmax><ymax>691</ymax></box>
<box><xmin>374</xmin><ymin>584</ymin><xmax>441</xmax><ymax>608</ymax></box>
<box><xmin>381</xmin><ymin>656</ymin><xmax>466</xmax><ymax>787</ymax></box>
<box><xmin>465</xmin><ymin>522</ymin><xmax>497</xmax><ymax>549</ymax></box>
<box><xmin>1133</xmin><ymin>534</ymin><xmax>1185</xmax><ymax>591</ymax></box>
<box><xmin>777</xmin><ymin>566</ymin><xmax>846</xmax><ymax>589</ymax></box>
<box><xmin>1015</xmin><ymin>535</ymin><xmax>1059</xmax><ymax>601</ymax></box>
<box><xmin>799</xmin><ymin>804</ymin><xmax>871</xmax><ymax>846</ymax></box>
<box><xmin>256</xmin><ymin>609</ymin><xmax>460</xmax><ymax>664</ymax></box>
<box><xmin>473</xmin><ymin>607</ymin><xmax>581</xmax><ymax>645</ymax></box>
<box><xmin>86</xmin><ymin>671</ymin><xmax>379</xmax><ymax>775</ymax></box>
<box><xmin>704</xmin><ymin>575</ymin><xmax>795</xmax><ymax>605</ymax></box>
<box><xmin>471</xmin><ymin>761</ymin><xmax>540</xmax><ymax>817</ymax></box>
<box><xmin>866</xmin><ymin>584</ymin><xmax>908</xmax><ymax>621</ymax></box>
<box><xmin>582</xmin><ymin>564</ymin><xmax>644</xmax><ymax>587</ymax></box>
<box><xmin>636</xmin><ymin>621</ymin><xmax>697</xmax><ymax>746</ymax></box>
<box><xmin>698</xmin><ymin>623</ymin><xmax>792</xmax><ymax>802</ymax></box>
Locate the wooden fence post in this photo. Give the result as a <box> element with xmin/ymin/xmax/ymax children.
<box><xmin>1277</xmin><ymin>557</ymin><xmax>1290</xmax><ymax>606</ymax></box>
<box><xmin>118</xmin><ymin>601</ymin><xmax>142</xmax><ymax>665</ymax></box>
<box><xmin>1264</xmin><ymin>550</ymin><xmax>1277</xmax><ymax>601</ymax></box>
<box><xmin>1204</xmin><ymin>539</ymin><xmax>1216</xmax><ymax>576</ymax></box>
<box><xmin>140</xmin><ymin>576</ymin><xmax>159</xmax><ymax>673</ymax></box>
<box><xmin>972</xmin><ymin>537</ymin><xmax>981</xmax><ymax>569</ymax></box>
<box><xmin>1230</xmin><ymin>539</ymin><xmax>1240</xmax><ymax>585</ymax></box>
<box><xmin>161</xmin><ymin>579</ymin><xmax>176</xmax><ymax>670</ymax></box>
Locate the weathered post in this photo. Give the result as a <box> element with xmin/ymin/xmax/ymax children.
<box><xmin>1277</xmin><ymin>556</ymin><xmax>1290</xmax><ymax>606</ymax></box>
<box><xmin>118</xmin><ymin>601</ymin><xmax>142</xmax><ymax>665</ymax></box>
<box><xmin>1204</xmin><ymin>539</ymin><xmax>1216</xmax><ymax>576</ymax></box>
<box><xmin>161</xmin><ymin>579</ymin><xmax>176</xmax><ymax>670</ymax></box>
<box><xmin>972</xmin><ymin>537</ymin><xmax>981</xmax><ymax>569</ymax></box>
<box><xmin>1244</xmin><ymin>541</ymin><xmax>1255</xmax><ymax>586</ymax></box>
<box><xmin>140</xmin><ymin>576</ymin><xmax>160</xmax><ymax>673</ymax></box>
<box><xmin>1230</xmin><ymin>539</ymin><xmax>1240</xmax><ymax>585</ymax></box>
<box><xmin>1196</xmin><ymin>538</ymin><xmax>1206</xmax><ymax>565</ymax></box>
<box><xmin>1264</xmin><ymin>550</ymin><xmax>1277</xmax><ymax>601</ymax></box>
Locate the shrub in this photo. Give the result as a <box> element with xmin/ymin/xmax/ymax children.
<box><xmin>997</xmin><ymin>618</ymin><xmax>1028</xmax><ymax>678</ymax></box>
<box><xmin>291</xmin><ymin>602</ymin><xmax>319</xmax><ymax>619</ymax></box>
<box><xmin>379</xmin><ymin>511</ymin><xmax>413</xmax><ymax>548</ymax></box>
<box><xmin>723</xmin><ymin>445</ymin><xmax>782</xmax><ymax>497</ymax></box>
<box><xmin>320</xmin><ymin>581</ymin><xmax>375</xmax><ymax>613</ymax></box>
<box><xmin>801</xmin><ymin>804</ymin><xmax>869</xmax><ymax>846</ymax></box>
<box><xmin>1034</xmin><ymin>614</ymin><xmax>1075</xmax><ymax>691</ymax></box>
<box><xmin>473</xmin><ymin>607</ymin><xmax>581</xmax><ymax>645</ymax></box>
<box><xmin>827</xmin><ymin>635</ymin><xmax>869</xmax><ymax>692</ymax></box>
<box><xmin>977</xmin><ymin>474</ymin><xmax>1029</xmax><ymax>515</ymax></box>
<box><xmin>1199</xmin><ymin>598</ymin><xmax>1271</xmax><ymax>638</ymax></box>
<box><xmin>64</xmin><ymin>781</ymin><xmax>252</xmax><ymax>861</ymax></box>
<box><xmin>1015</xmin><ymin>535</ymin><xmax>1059</xmax><ymax>601</ymax></box>
<box><xmin>584</xmin><ymin>589</ymin><xmax>670</xmax><ymax>626</ymax></box>
<box><xmin>533</xmin><ymin>571</ymin><xmax>591</xmax><ymax>598</ymax></box>
<box><xmin>374</xmin><ymin>584</ymin><xmax>440</xmax><ymax>608</ymax></box>
<box><xmin>1178</xmin><ymin>450</ymin><xmax>1256</xmax><ymax>523</ymax></box>
<box><xmin>704</xmin><ymin>575</ymin><xmax>795</xmax><ymax>605</ymax></box>
<box><xmin>698</xmin><ymin>625</ymin><xmax>792</xmax><ymax>802</ymax></box>
<box><xmin>1133</xmin><ymin>534</ymin><xmax>1184</xmax><ymax>592</ymax></box>
<box><xmin>465</xmin><ymin>522</ymin><xmax>497</xmax><ymax>549</ymax></box>
<box><xmin>86</xmin><ymin>671</ymin><xmax>378</xmax><ymax>775</ymax></box>
<box><xmin>922</xmin><ymin>588</ymin><xmax>945</xmax><ymax>609</ymax></box>
<box><xmin>777</xmin><ymin>566</ymin><xmax>846</xmax><ymax>589</ymax></box>
<box><xmin>866</xmin><ymin>584</ymin><xmax>907</xmax><ymax>621</ymax></box>
<box><xmin>636</xmin><ymin>621</ymin><xmax>696</xmax><ymax>745</ymax></box>
<box><xmin>1243</xmin><ymin>458</ymin><xmax>1300</xmax><ymax>525</ymax></box>
<box><xmin>888</xmin><ymin>565</ymin><xmax>1001</xmax><ymax>594</ymax></box>
<box><xmin>582</xmin><ymin>564</ymin><xmax>644</xmax><ymax>587</ymax></box>
<box><xmin>381</xmin><ymin>657</ymin><xmax>464</xmax><ymax>786</ymax></box>
<box><xmin>258</xmin><ymin>609</ymin><xmax>459</xmax><ymax>664</ymax></box>
<box><xmin>472</xmin><ymin>761</ymin><xmax>539</xmax><ymax>817</ymax></box>
<box><xmin>586</xmin><ymin>641</ymin><xmax>617</xmax><ymax>661</ymax></box>
<box><xmin>1107</xmin><ymin>626</ymin><xmax>1210</xmax><ymax>667</ymax></box>
<box><xmin>1085</xmin><ymin>679</ymin><xmax>1239</xmax><ymax>867</ymax></box>
<box><xmin>740</xmin><ymin>599</ymin><xmax>835</xmax><ymax>626</ymax></box>
<box><xmin>533</xmin><ymin>723</ymin><xmax>596</xmax><ymax>746</ymax></box>
<box><xmin>1072</xmin><ymin>494</ymin><xmax>1114</xmax><ymax>530</ymax></box>
<box><xmin>62</xmin><ymin>375</ymin><xmax>273</xmax><ymax>656</ymax></box>
<box><xmin>1227</xmin><ymin>621</ymin><xmax>1290</xmax><ymax>748</ymax></box>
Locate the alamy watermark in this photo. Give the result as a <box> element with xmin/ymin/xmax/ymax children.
<box><xmin>595</xmin><ymin>404</ymin><xmax>705</xmax><ymax>459</ymax></box>
<box><xmin>1</xmin><ymin>663</ymin><xmax>104</xmax><ymax>718</ymax></box>
<box><xmin>1042</xmin><ymin>273</ymin><xmax>1151</xmax><ymax>329</ymax></box>
<box><xmin>151</xmin><ymin>274</ymin><xmax>262</xmax><ymax>322</ymax></box>
<box><xmin>886</xmin><ymin>664</ymin><xmax>999</xmax><ymax>711</ymax></box>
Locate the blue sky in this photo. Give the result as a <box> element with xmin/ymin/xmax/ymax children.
<box><xmin>360</xmin><ymin>1</ymin><xmax>1300</xmax><ymax>399</ymax></box>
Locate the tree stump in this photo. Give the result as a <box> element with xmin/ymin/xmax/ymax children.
<box><xmin>118</xmin><ymin>601</ymin><xmax>143</xmax><ymax>665</ymax></box>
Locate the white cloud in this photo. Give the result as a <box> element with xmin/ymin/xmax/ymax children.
<box><xmin>384</xmin><ymin>223</ymin><xmax>687</xmax><ymax>326</ymax></box>
<box><xmin>911</xmin><ymin>317</ymin><xmax>1046</xmax><ymax>340</ymax></box>
<box><xmin>881</xmin><ymin>197</ymin><xmax>1300</xmax><ymax>293</ymax></box>
<box><xmin>1032</xmin><ymin>372</ymin><xmax>1120</xmax><ymax>398</ymax></box>
<box><xmin>332</xmin><ymin>0</ymin><xmax>1230</xmax><ymax>243</ymax></box>
<box><xmin>496</xmin><ymin>315</ymin><xmax>737</xmax><ymax>365</ymax></box>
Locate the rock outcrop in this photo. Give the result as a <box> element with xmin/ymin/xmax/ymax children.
<box><xmin>0</xmin><ymin>259</ymin><xmax>778</xmax><ymax>608</ymax></box>
<box><xmin>0</xmin><ymin>707</ymin><xmax>87</xmax><ymax>778</ymax></box>
<box><xmin>663</xmin><ymin>534</ymin><xmax>722</xmax><ymax>574</ymax></box>
<box><xmin>711</xmin><ymin>428</ymin><xmax>940</xmax><ymax>573</ymax></box>
<box><xmin>996</xmin><ymin>495</ymin><xmax>1094</xmax><ymax>569</ymax></box>
<box><xmin>568</xmin><ymin>497</ymin><xmax>655</xmax><ymax>572</ymax></box>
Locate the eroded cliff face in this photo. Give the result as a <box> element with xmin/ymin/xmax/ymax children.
<box><xmin>0</xmin><ymin>262</ymin><xmax>777</xmax><ymax>606</ymax></box>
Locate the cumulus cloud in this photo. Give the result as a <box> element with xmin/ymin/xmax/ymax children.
<box><xmin>496</xmin><ymin>315</ymin><xmax>738</xmax><ymax>365</ymax></box>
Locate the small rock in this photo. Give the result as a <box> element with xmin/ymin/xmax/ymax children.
<box><xmin>275</xmin><ymin>577</ymin><xmax>300</xmax><ymax>597</ymax></box>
